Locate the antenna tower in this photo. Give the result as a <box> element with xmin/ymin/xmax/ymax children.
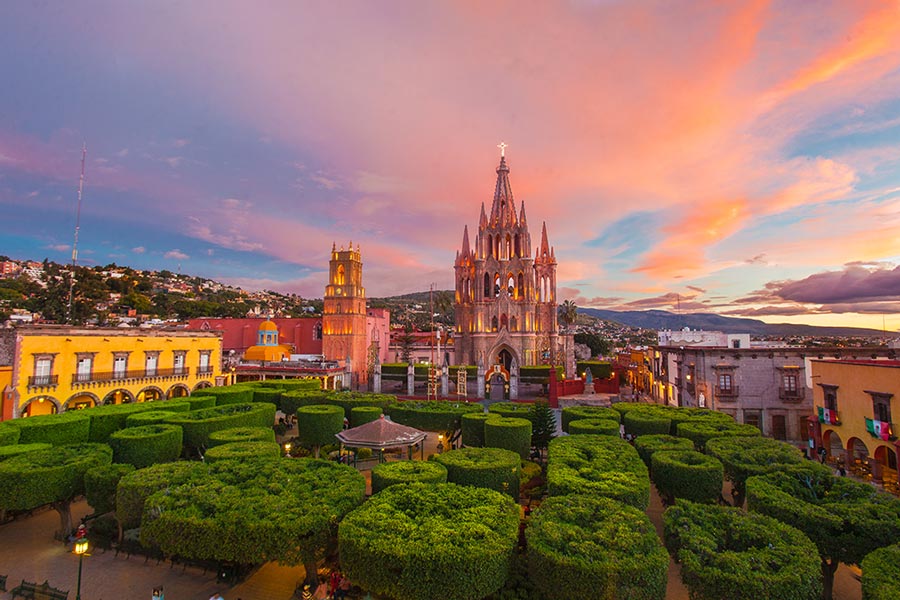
<box><xmin>67</xmin><ymin>143</ymin><xmax>87</xmax><ymax>324</ymax></box>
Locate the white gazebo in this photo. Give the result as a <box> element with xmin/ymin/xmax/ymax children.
<box><xmin>335</xmin><ymin>415</ymin><xmax>428</xmax><ymax>463</ymax></box>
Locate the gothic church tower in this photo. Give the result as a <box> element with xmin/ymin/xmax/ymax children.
<box><xmin>323</xmin><ymin>242</ymin><xmax>368</xmax><ymax>386</ymax></box>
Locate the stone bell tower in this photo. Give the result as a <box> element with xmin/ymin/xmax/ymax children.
<box><xmin>323</xmin><ymin>242</ymin><xmax>368</xmax><ymax>387</ymax></box>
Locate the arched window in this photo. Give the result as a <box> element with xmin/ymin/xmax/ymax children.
<box><xmin>514</xmin><ymin>234</ymin><xmax>521</xmax><ymax>257</ymax></box>
<box><xmin>507</xmin><ymin>274</ymin><xmax>515</xmax><ymax>296</ymax></box>
<box><xmin>500</xmin><ymin>314</ymin><xmax>508</xmax><ymax>330</ymax></box>
<box><xmin>494</xmin><ymin>273</ymin><xmax>501</xmax><ymax>297</ymax></box>
<box><xmin>336</xmin><ymin>264</ymin><xmax>345</xmax><ymax>285</ymax></box>
<box><xmin>484</xmin><ymin>273</ymin><xmax>491</xmax><ymax>298</ymax></box>
<box><xmin>487</xmin><ymin>235</ymin><xmax>493</xmax><ymax>258</ymax></box>
<box><xmin>505</xmin><ymin>234</ymin><xmax>512</xmax><ymax>259</ymax></box>
<box><xmin>517</xmin><ymin>273</ymin><xmax>524</xmax><ymax>299</ymax></box>
<box><xmin>491</xmin><ymin>316</ymin><xmax>498</xmax><ymax>332</ymax></box>
<box><xmin>510</xmin><ymin>316</ymin><xmax>518</xmax><ymax>331</ymax></box>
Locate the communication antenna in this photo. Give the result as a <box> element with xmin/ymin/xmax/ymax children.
<box><xmin>67</xmin><ymin>143</ymin><xmax>87</xmax><ymax>323</ymax></box>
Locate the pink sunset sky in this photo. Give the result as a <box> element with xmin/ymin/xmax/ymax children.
<box><xmin>1</xmin><ymin>1</ymin><xmax>899</xmax><ymax>330</ymax></box>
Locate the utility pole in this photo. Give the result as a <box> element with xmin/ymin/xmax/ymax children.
<box><xmin>67</xmin><ymin>143</ymin><xmax>86</xmax><ymax>324</ymax></box>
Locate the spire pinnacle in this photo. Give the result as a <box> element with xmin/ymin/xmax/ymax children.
<box><xmin>539</xmin><ymin>221</ymin><xmax>551</xmax><ymax>257</ymax></box>
<box><xmin>489</xmin><ymin>152</ymin><xmax>515</xmax><ymax>226</ymax></box>
<box><xmin>461</xmin><ymin>225</ymin><xmax>471</xmax><ymax>257</ymax></box>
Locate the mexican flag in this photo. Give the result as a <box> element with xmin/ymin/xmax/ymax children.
<box><xmin>818</xmin><ymin>406</ymin><xmax>838</xmax><ymax>425</ymax></box>
<box><xmin>865</xmin><ymin>417</ymin><xmax>892</xmax><ymax>441</ymax></box>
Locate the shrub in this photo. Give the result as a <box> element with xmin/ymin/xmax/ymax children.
<box><xmin>108</xmin><ymin>424</ymin><xmax>183</xmax><ymax>469</ymax></box>
<box><xmin>197</xmin><ymin>385</ymin><xmax>255</xmax><ymax>406</ymax></box>
<box><xmin>165</xmin><ymin>402</ymin><xmax>276</xmax><ymax>450</ymax></box>
<box><xmin>568</xmin><ymin>418</ymin><xmax>620</xmax><ymax>436</ymax></box>
<box><xmin>250</xmin><ymin>387</ymin><xmax>282</xmax><ymax>406</ymax></box>
<box><xmin>664</xmin><ymin>501</ymin><xmax>822</xmax><ymax>600</ymax></box>
<box><xmin>204</xmin><ymin>441</ymin><xmax>281</xmax><ymax>463</ymax></box>
<box><xmin>433</xmin><ymin>447</ymin><xmax>521</xmax><ymax>500</ymax></box>
<box><xmin>0</xmin><ymin>421</ymin><xmax>21</xmax><ymax>446</ymax></box>
<box><xmin>528</xmin><ymin>494</ymin><xmax>667</xmax><ymax>600</ymax></box>
<box><xmin>488</xmin><ymin>402</ymin><xmax>534</xmax><ymax>420</ymax></box>
<box><xmin>634</xmin><ymin>434</ymin><xmax>694</xmax><ymax>469</ymax></box>
<box><xmin>576</xmin><ymin>360</ymin><xmax>613</xmax><ymax>380</ymax></box>
<box><xmin>461</xmin><ymin>412</ymin><xmax>492</xmax><ymax>448</ymax></box>
<box><xmin>80</xmin><ymin>403</ymin><xmax>155</xmax><ymax>442</ymax></box>
<box><xmin>182</xmin><ymin>395</ymin><xmax>217</xmax><ymax>411</ymax></box>
<box><xmin>386</xmin><ymin>400</ymin><xmax>483</xmax><ymax>432</ymax></box>
<box><xmin>339</xmin><ymin>482</ymin><xmax>519</xmax><ymax>600</ymax></box>
<box><xmin>259</xmin><ymin>378</ymin><xmax>321</xmax><ymax>391</ymax></box>
<box><xmin>370</xmin><ymin>460</ymin><xmax>448</xmax><ymax>494</ymax></box>
<box><xmin>350</xmin><ymin>406</ymin><xmax>382</xmax><ymax>428</ymax></box>
<box><xmin>151</xmin><ymin>400</ymin><xmax>192</xmax><ymax>413</ymax></box>
<box><xmin>651</xmin><ymin>450</ymin><xmax>723</xmax><ymax>504</ymax></box>
<box><xmin>85</xmin><ymin>463</ymin><xmax>136</xmax><ymax>515</ymax></box>
<box><xmin>624</xmin><ymin>411</ymin><xmax>671</xmax><ymax>437</ymax></box>
<box><xmin>484</xmin><ymin>417</ymin><xmax>532</xmax><ymax>459</ymax></box>
<box><xmin>297</xmin><ymin>404</ymin><xmax>345</xmax><ymax>453</ymax></box>
<box><xmin>547</xmin><ymin>435</ymin><xmax>650</xmax><ymax>509</ymax></box>
<box><xmin>665</xmin><ymin>407</ymin><xmax>733</xmax><ymax>436</ymax></box>
<box><xmin>611</xmin><ymin>401</ymin><xmax>653</xmax><ymax>421</ymax></box>
<box><xmin>862</xmin><ymin>543</ymin><xmax>900</xmax><ymax>600</ymax></box>
<box><xmin>116</xmin><ymin>461</ymin><xmax>203</xmax><ymax>530</ymax></box>
<box><xmin>125</xmin><ymin>410</ymin><xmax>180</xmax><ymax>428</ymax></box>
<box><xmin>12</xmin><ymin>411</ymin><xmax>91</xmax><ymax>446</ymax></box>
<box><xmin>0</xmin><ymin>442</ymin><xmax>52</xmax><ymax>461</ymax></box>
<box><xmin>281</xmin><ymin>389</ymin><xmax>395</xmax><ymax>418</ymax></box>
<box><xmin>561</xmin><ymin>405</ymin><xmax>621</xmax><ymax>432</ymax></box>
<box><xmin>677</xmin><ymin>421</ymin><xmax>760</xmax><ymax>451</ymax></box>
<box><xmin>706</xmin><ymin>436</ymin><xmax>807</xmax><ymax>507</ymax></box>
<box><xmin>208</xmin><ymin>426</ymin><xmax>276</xmax><ymax>447</ymax></box>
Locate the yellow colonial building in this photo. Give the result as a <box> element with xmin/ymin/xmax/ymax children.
<box><xmin>812</xmin><ymin>359</ymin><xmax>899</xmax><ymax>491</ymax></box>
<box><xmin>0</xmin><ymin>326</ymin><xmax>222</xmax><ymax>420</ymax></box>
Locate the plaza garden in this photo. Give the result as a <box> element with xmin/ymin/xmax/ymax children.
<box><xmin>1</xmin><ymin>380</ymin><xmax>899</xmax><ymax>600</ymax></box>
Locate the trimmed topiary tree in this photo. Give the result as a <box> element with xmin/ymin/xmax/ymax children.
<box><xmin>664</xmin><ymin>500</ymin><xmax>822</xmax><ymax>600</ymax></box>
<box><xmin>433</xmin><ymin>447</ymin><xmax>521</xmax><ymax>501</ymax></box>
<box><xmin>339</xmin><ymin>482</ymin><xmax>519</xmax><ymax>600</ymax></box>
<box><xmin>568</xmin><ymin>418</ymin><xmax>620</xmax><ymax>436</ymax></box>
<box><xmin>706</xmin><ymin>435</ymin><xmax>809</xmax><ymax>507</ymax></box>
<box><xmin>461</xmin><ymin>412</ymin><xmax>492</xmax><ymax>448</ymax></box>
<box><xmin>370</xmin><ymin>460</ymin><xmax>448</xmax><ymax>494</ymax></box>
<box><xmin>194</xmin><ymin>385</ymin><xmax>255</xmax><ymax>406</ymax></box>
<box><xmin>386</xmin><ymin>400</ymin><xmax>483</xmax><ymax>433</ymax></box>
<box><xmin>80</xmin><ymin>403</ymin><xmax>154</xmax><ymax>442</ymax></box>
<box><xmin>487</xmin><ymin>401</ymin><xmax>534</xmax><ymax>420</ymax></box>
<box><xmin>11</xmin><ymin>411</ymin><xmax>91</xmax><ymax>446</ymax></box>
<box><xmin>634</xmin><ymin>434</ymin><xmax>695</xmax><ymax>470</ymax></box>
<box><xmin>484</xmin><ymin>416</ymin><xmax>532</xmax><ymax>459</ymax></box>
<box><xmin>204</xmin><ymin>441</ymin><xmax>281</xmax><ymax>463</ymax></box>
<box><xmin>676</xmin><ymin>420</ymin><xmax>760</xmax><ymax>451</ymax></box>
<box><xmin>0</xmin><ymin>442</ymin><xmax>52</xmax><ymax>461</ymax></box>
<box><xmin>85</xmin><ymin>463</ymin><xmax>136</xmax><ymax>515</ymax></box>
<box><xmin>0</xmin><ymin>443</ymin><xmax>112</xmax><ymax>538</ymax></box>
<box><xmin>297</xmin><ymin>404</ymin><xmax>345</xmax><ymax>458</ymax></box>
<box><xmin>116</xmin><ymin>462</ymin><xmax>202</xmax><ymax>531</ymax></box>
<box><xmin>181</xmin><ymin>395</ymin><xmax>217</xmax><ymax>411</ymax></box>
<box><xmin>250</xmin><ymin>387</ymin><xmax>283</xmax><ymax>406</ymax></box>
<box><xmin>665</xmin><ymin>407</ymin><xmax>733</xmax><ymax>436</ymax></box>
<box><xmin>165</xmin><ymin>402</ymin><xmax>276</xmax><ymax>452</ymax></box>
<box><xmin>527</xmin><ymin>494</ymin><xmax>668</xmax><ymax>600</ymax></box>
<box><xmin>746</xmin><ymin>468</ymin><xmax>900</xmax><ymax>600</ymax></box>
<box><xmin>547</xmin><ymin>435</ymin><xmax>650</xmax><ymax>509</ymax></box>
<box><xmin>651</xmin><ymin>450</ymin><xmax>723</xmax><ymax>505</ymax></box>
<box><xmin>108</xmin><ymin>424</ymin><xmax>183</xmax><ymax>469</ymax></box>
<box><xmin>862</xmin><ymin>543</ymin><xmax>900</xmax><ymax>600</ymax></box>
<box><xmin>350</xmin><ymin>405</ymin><xmax>383</xmax><ymax>428</ymax></box>
<box><xmin>561</xmin><ymin>405</ymin><xmax>620</xmax><ymax>432</ymax></box>
<box><xmin>624</xmin><ymin>410</ymin><xmax>672</xmax><ymax>437</ymax></box>
<box><xmin>281</xmin><ymin>390</ymin><xmax>396</xmax><ymax>418</ymax></box>
<box><xmin>0</xmin><ymin>421</ymin><xmax>21</xmax><ymax>446</ymax></box>
<box><xmin>141</xmin><ymin>458</ymin><xmax>366</xmax><ymax>587</ymax></box>
<box><xmin>207</xmin><ymin>426</ymin><xmax>276</xmax><ymax>447</ymax></box>
<box><xmin>125</xmin><ymin>410</ymin><xmax>180</xmax><ymax>428</ymax></box>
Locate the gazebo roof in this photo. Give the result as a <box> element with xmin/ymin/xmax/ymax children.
<box><xmin>335</xmin><ymin>415</ymin><xmax>427</xmax><ymax>450</ymax></box>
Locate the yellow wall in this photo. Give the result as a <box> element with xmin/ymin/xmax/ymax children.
<box><xmin>812</xmin><ymin>360</ymin><xmax>899</xmax><ymax>466</ymax></box>
<box><xmin>11</xmin><ymin>328</ymin><xmax>222</xmax><ymax>418</ymax></box>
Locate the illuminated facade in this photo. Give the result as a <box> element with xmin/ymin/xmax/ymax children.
<box><xmin>322</xmin><ymin>243</ymin><xmax>369</xmax><ymax>386</ymax></box>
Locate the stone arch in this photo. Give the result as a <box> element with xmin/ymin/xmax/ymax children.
<box><xmin>483</xmin><ymin>273</ymin><xmax>491</xmax><ymax>298</ymax></box>
<box><xmin>20</xmin><ymin>395</ymin><xmax>60</xmax><ymax>417</ymax></box>
<box><xmin>64</xmin><ymin>391</ymin><xmax>99</xmax><ymax>411</ymax></box>
<box><xmin>166</xmin><ymin>384</ymin><xmax>190</xmax><ymax>399</ymax></box>
<box><xmin>875</xmin><ymin>445</ymin><xmax>898</xmax><ymax>471</ymax></box>
<box><xmin>103</xmin><ymin>389</ymin><xmax>135</xmax><ymax>405</ymax></box>
<box><xmin>487</xmin><ymin>234</ymin><xmax>493</xmax><ymax>258</ymax></box>
<box><xmin>507</xmin><ymin>273</ymin><xmax>515</xmax><ymax>296</ymax></box>
<box><xmin>823</xmin><ymin>429</ymin><xmax>844</xmax><ymax>461</ymax></box>
<box><xmin>336</xmin><ymin>264</ymin><xmax>346</xmax><ymax>285</ymax></box>
<box><xmin>193</xmin><ymin>381</ymin><xmax>212</xmax><ymax>392</ymax></box>
<box><xmin>510</xmin><ymin>316</ymin><xmax>518</xmax><ymax>332</ymax></box>
<box><xmin>847</xmin><ymin>436</ymin><xmax>869</xmax><ymax>463</ymax></box>
<box><xmin>500</xmin><ymin>314</ymin><xmax>508</xmax><ymax>330</ymax></box>
<box><xmin>489</xmin><ymin>344</ymin><xmax>519</xmax><ymax>373</ymax></box>
<box><xmin>517</xmin><ymin>272</ymin><xmax>524</xmax><ymax>299</ymax></box>
<box><xmin>136</xmin><ymin>386</ymin><xmax>164</xmax><ymax>403</ymax></box>
<box><xmin>491</xmin><ymin>316</ymin><xmax>498</xmax><ymax>332</ymax></box>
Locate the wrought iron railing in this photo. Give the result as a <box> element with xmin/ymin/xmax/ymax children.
<box><xmin>28</xmin><ymin>374</ymin><xmax>58</xmax><ymax>387</ymax></box>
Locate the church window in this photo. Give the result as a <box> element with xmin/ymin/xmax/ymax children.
<box><xmin>491</xmin><ymin>316</ymin><xmax>498</xmax><ymax>332</ymax></box>
<box><xmin>495</xmin><ymin>236</ymin><xmax>501</xmax><ymax>259</ymax></box>
<box><xmin>507</xmin><ymin>274</ymin><xmax>515</xmax><ymax>296</ymax></box>
<box><xmin>510</xmin><ymin>316</ymin><xmax>518</xmax><ymax>331</ymax></box>
<box><xmin>484</xmin><ymin>273</ymin><xmax>491</xmax><ymax>298</ymax></box>
<box><xmin>336</xmin><ymin>264</ymin><xmax>345</xmax><ymax>286</ymax></box>
<box><xmin>487</xmin><ymin>235</ymin><xmax>493</xmax><ymax>258</ymax></box>
<box><xmin>313</xmin><ymin>322</ymin><xmax>323</xmax><ymax>340</ymax></box>
<box><xmin>514</xmin><ymin>234</ymin><xmax>521</xmax><ymax>257</ymax></box>
<box><xmin>494</xmin><ymin>273</ymin><xmax>501</xmax><ymax>297</ymax></box>
<box><xmin>517</xmin><ymin>273</ymin><xmax>524</xmax><ymax>299</ymax></box>
<box><xmin>505</xmin><ymin>234</ymin><xmax>512</xmax><ymax>259</ymax></box>
<box><xmin>500</xmin><ymin>314</ymin><xmax>508</xmax><ymax>330</ymax></box>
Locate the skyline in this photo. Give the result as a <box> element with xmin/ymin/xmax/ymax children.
<box><xmin>1</xmin><ymin>2</ymin><xmax>899</xmax><ymax>331</ymax></box>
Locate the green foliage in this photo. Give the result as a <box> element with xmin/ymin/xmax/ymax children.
<box><xmin>350</xmin><ymin>406</ymin><xmax>383</xmax><ymax>428</ymax></box>
<box><xmin>676</xmin><ymin>420</ymin><xmax>760</xmax><ymax>451</ymax></box>
<box><xmin>151</xmin><ymin>401</ymin><xmax>192</xmax><ymax>413</ymax></box>
<box><xmin>575</xmin><ymin>361</ymin><xmax>613</xmax><ymax>380</ymax></box>
<box><xmin>529</xmin><ymin>401</ymin><xmax>556</xmax><ymax>453</ymax></box>
<box><xmin>485</xmin><ymin>417</ymin><xmax>533</xmax><ymax>459</ymax></box>
<box><xmin>461</xmin><ymin>411</ymin><xmax>492</xmax><ymax>448</ymax></box>
<box><xmin>141</xmin><ymin>458</ymin><xmax>366</xmax><ymax>566</ymax></box>
<box><xmin>434</xmin><ymin>447</ymin><xmax>522</xmax><ymax>501</ymax></box>
<box><xmin>651</xmin><ymin>450</ymin><xmax>723</xmax><ymax>504</ymax></box>
<box><xmin>633</xmin><ymin>434</ymin><xmax>695</xmax><ymax>469</ymax></box>
<box><xmin>116</xmin><ymin>462</ymin><xmax>203</xmax><ymax>530</ymax></box>
<box><xmin>547</xmin><ymin>435</ymin><xmax>650</xmax><ymax>509</ymax></box>
<box><xmin>207</xmin><ymin>426</ymin><xmax>276</xmax><ymax>447</ymax></box>
<box><xmin>488</xmin><ymin>402</ymin><xmax>534</xmax><ymax>420</ymax></box>
<box><xmin>182</xmin><ymin>395</ymin><xmax>217</xmax><ymax>411</ymax></box>
<box><xmin>0</xmin><ymin>442</ymin><xmax>52</xmax><ymax>461</ymax></box>
<box><xmin>297</xmin><ymin>404</ymin><xmax>345</xmax><ymax>449</ymax></box>
<box><xmin>125</xmin><ymin>410</ymin><xmax>180</xmax><ymax>428</ymax></box>
<box><xmin>81</xmin><ymin>403</ymin><xmax>153</xmax><ymax>443</ymax></box>
<box><xmin>624</xmin><ymin>411</ymin><xmax>671</xmax><ymax>437</ymax></box>
<box><xmin>665</xmin><ymin>407</ymin><xmax>733</xmax><ymax>436</ymax></box>
<box><xmin>386</xmin><ymin>400</ymin><xmax>483</xmax><ymax>432</ymax></box>
<box><xmin>568</xmin><ymin>418</ymin><xmax>620</xmax><ymax>436</ymax></box>
<box><xmin>862</xmin><ymin>543</ymin><xmax>900</xmax><ymax>600</ymax></box>
<box><xmin>573</xmin><ymin>332</ymin><xmax>613</xmax><ymax>358</ymax></box>
<box><xmin>371</xmin><ymin>460</ymin><xmax>448</xmax><ymax>494</ymax></box>
<box><xmin>258</xmin><ymin>378</ymin><xmax>321</xmax><ymax>391</ymax></box>
<box><xmin>0</xmin><ymin>421</ymin><xmax>21</xmax><ymax>446</ymax></box>
<box><xmin>250</xmin><ymin>387</ymin><xmax>283</xmax><ymax>405</ymax></box>
<box><xmin>165</xmin><ymin>402</ymin><xmax>276</xmax><ymax>450</ymax></box>
<box><xmin>11</xmin><ymin>411</ymin><xmax>91</xmax><ymax>446</ymax></box>
<box><xmin>339</xmin><ymin>482</ymin><xmax>519</xmax><ymax>600</ymax></box>
<box><xmin>108</xmin><ymin>424</ymin><xmax>183</xmax><ymax>469</ymax></box>
<box><xmin>527</xmin><ymin>495</ymin><xmax>667</xmax><ymax>600</ymax></box>
<box><xmin>561</xmin><ymin>405</ymin><xmax>620</xmax><ymax>432</ymax></box>
<box><xmin>193</xmin><ymin>385</ymin><xmax>255</xmax><ymax>406</ymax></box>
<box><xmin>204</xmin><ymin>441</ymin><xmax>281</xmax><ymax>463</ymax></box>
<box><xmin>706</xmin><ymin>436</ymin><xmax>807</xmax><ymax>504</ymax></box>
<box><xmin>0</xmin><ymin>443</ymin><xmax>112</xmax><ymax>511</ymax></box>
<box><xmin>85</xmin><ymin>463</ymin><xmax>136</xmax><ymax>514</ymax></box>
<box><xmin>519</xmin><ymin>365</ymin><xmax>564</xmax><ymax>384</ymax></box>
<box><xmin>664</xmin><ymin>501</ymin><xmax>822</xmax><ymax>600</ymax></box>
<box><xmin>281</xmin><ymin>389</ymin><xmax>396</xmax><ymax>418</ymax></box>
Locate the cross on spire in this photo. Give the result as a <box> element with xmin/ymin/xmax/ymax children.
<box><xmin>497</xmin><ymin>141</ymin><xmax>508</xmax><ymax>158</ymax></box>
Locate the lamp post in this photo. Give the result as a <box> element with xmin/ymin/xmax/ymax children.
<box><xmin>73</xmin><ymin>534</ymin><xmax>89</xmax><ymax>600</ymax></box>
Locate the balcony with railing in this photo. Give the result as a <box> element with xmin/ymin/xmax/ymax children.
<box><xmin>714</xmin><ymin>385</ymin><xmax>739</xmax><ymax>401</ymax></box>
<box><xmin>196</xmin><ymin>365</ymin><xmax>214</xmax><ymax>376</ymax></box>
<box><xmin>779</xmin><ymin>387</ymin><xmax>806</xmax><ymax>402</ymax></box>
<box><xmin>71</xmin><ymin>367</ymin><xmax>190</xmax><ymax>386</ymax></box>
<box><xmin>27</xmin><ymin>374</ymin><xmax>59</xmax><ymax>388</ymax></box>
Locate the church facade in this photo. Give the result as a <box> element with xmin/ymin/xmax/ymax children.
<box><xmin>453</xmin><ymin>151</ymin><xmax>573</xmax><ymax>381</ymax></box>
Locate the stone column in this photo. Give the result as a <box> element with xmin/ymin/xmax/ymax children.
<box><xmin>510</xmin><ymin>359</ymin><xmax>519</xmax><ymax>400</ymax></box>
<box><xmin>373</xmin><ymin>363</ymin><xmax>382</xmax><ymax>394</ymax></box>
<box><xmin>441</xmin><ymin>364</ymin><xmax>449</xmax><ymax>398</ymax></box>
<box><xmin>407</xmin><ymin>363</ymin><xmax>415</xmax><ymax>396</ymax></box>
<box><xmin>477</xmin><ymin>364</ymin><xmax>486</xmax><ymax>399</ymax></box>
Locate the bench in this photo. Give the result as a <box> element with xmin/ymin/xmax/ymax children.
<box><xmin>10</xmin><ymin>579</ymin><xmax>68</xmax><ymax>600</ymax></box>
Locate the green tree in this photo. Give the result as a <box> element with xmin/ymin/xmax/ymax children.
<box><xmin>574</xmin><ymin>332</ymin><xmax>613</xmax><ymax>358</ymax></box>
<box><xmin>529</xmin><ymin>400</ymin><xmax>556</xmax><ymax>459</ymax></box>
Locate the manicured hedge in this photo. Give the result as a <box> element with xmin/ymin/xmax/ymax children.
<box><xmin>488</xmin><ymin>402</ymin><xmax>534</xmax><ymax>420</ymax></box>
<box><xmin>664</xmin><ymin>501</ymin><xmax>822</xmax><ymax>600</ymax></box>
<box><xmin>561</xmin><ymin>406</ymin><xmax>621</xmax><ymax>432</ymax></box>
<box><xmin>461</xmin><ymin>412</ymin><xmax>492</xmax><ymax>448</ymax></box>
<box><xmin>651</xmin><ymin>450</ymin><xmax>723</xmax><ymax>504</ymax></box>
<box><xmin>433</xmin><ymin>447</ymin><xmax>521</xmax><ymax>501</ymax></box>
<box><xmin>81</xmin><ymin>403</ymin><xmax>153</xmax><ymax>443</ymax></box>
<box><xmin>0</xmin><ymin>422</ymin><xmax>21</xmax><ymax>446</ymax></box>
<box><xmin>339</xmin><ymin>482</ymin><xmax>519</xmax><ymax>600</ymax></box>
<box><xmin>665</xmin><ymin>407</ymin><xmax>733</xmax><ymax>436</ymax></box>
<box><xmin>677</xmin><ymin>421</ymin><xmax>760</xmax><ymax>451</ymax></box>
<box><xmin>85</xmin><ymin>463</ymin><xmax>136</xmax><ymax>515</ymax></box>
<box><xmin>108</xmin><ymin>424</ymin><xmax>183</xmax><ymax>469</ymax></box>
<box><xmin>250</xmin><ymin>387</ymin><xmax>283</xmax><ymax>405</ymax></box>
<box><xmin>12</xmin><ymin>411</ymin><xmax>91</xmax><ymax>446</ymax></box>
<box><xmin>862</xmin><ymin>543</ymin><xmax>900</xmax><ymax>600</ymax></box>
<box><xmin>259</xmin><ymin>378</ymin><xmax>322</xmax><ymax>391</ymax></box>
<box><xmin>611</xmin><ymin>402</ymin><xmax>653</xmax><ymax>420</ymax></box>
<box><xmin>370</xmin><ymin>460</ymin><xmax>448</xmax><ymax>494</ymax></box>
<box><xmin>297</xmin><ymin>404</ymin><xmax>345</xmax><ymax>450</ymax></box>
<box><xmin>576</xmin><ymin>360</ymin><xmax>613</xmax><ymax>380</ymax></box>
<box><xmin>197</xmin><ymin>385</ymin><xmax>255</xmax><ymax>406</ymax></box>
<box><xmin>281</xmin><ymin>390</ymin><xmax>396</xmax><ymax>418</ymax></box>
<box><xmin>0</xmin><ymin>442</ymin><xmax>52</xmax><ymax>461</ymax></box>
<box><xmin>624</xmin><ymin>410</ymin><xmax>672</xmax><ymax>437</ymax></box>
<box><xmin>706</xmin><ymin>436</ymin><xmax>807</xmax><ymax>506</ymax></box>
<box><xmin>204</xmin><ymin>441</ymin><xmax>281</xmax><ymax>463</ymax></box>
<box><xmin>568</xmin><ymin>418</ymin><xmax>620</xmax><ymax>436</ymax></box>
<box><xmin>484</xmin><ymin>417</ymin><xmax>532</xmax><ymax>459</ymax></box>
<box><xmin>0</xmin><ymin>443</ymin><xmax>112</xmax><ymax>511</ymax></box>
<box><xmin>547</xmin><ymin>435</ymin><xmax>650</xmax><ymax>509</ymax></box>
<box><xmin>116</xmin><ymin>461</ymin><xmax>203</xmax><ymax>530</ymax></box>
<box><xmin>151</xmin><ymin>400</ymin><xmax>192</xmax><ymax>413</ymax></box>
<box><xmin>125</xmin><ymin>410</ymin><xmax>180</xmax><ymax>428</ymax></box>
<box><xmin>528</xmin><ymin>495</ymin><xmax>667</xmax><ymax>600</ymax></box>
<box><xmin>165</xmin><ymin>402</ymin><xmax>276</xmax><ymax>450</ymax></box>
<box><xmin>208</xmin><ymin>426</ymin><xmax>276</xmax><ymax>447</ymax></box>
<box><xmin>181</xmin><ymin>395</ymin><xmax>217</xmax><ymax>411</ymax></box>
<box><xmin>634</xmin><ymin>434</ymin><xmax>695</xmax><ymax>469</ymax></box>
<box><xmin>350</xmin><ymin>406</ymin><xmax>382</xmax><ymax>428</ymax></box>
<box><xmin>386</xmin><ymin>400</ymin><xmax>483</xmax><ymax>432</ymax></box>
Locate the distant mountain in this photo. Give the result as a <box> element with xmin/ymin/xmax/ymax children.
<box><xmin>578</xmin><ymin>308</ymin><xmax>886</xmax><ymax>337</ymax></box>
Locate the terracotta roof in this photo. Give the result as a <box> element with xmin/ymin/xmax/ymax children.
<box><xmin>335</xmin><ymin>415</ymin><xmax>427</xmax><ymax>449</ymax></box>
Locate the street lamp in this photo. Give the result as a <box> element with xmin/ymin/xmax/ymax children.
<box><xmin>73</xmin><ymin>535</ymin><xmax>89</xmax><ymax>600</ymax></box>
<box><xmin>284</xmin><ymin>442</ymin><xmax>292</xmax><ymax>457</ymax></box>
<box><xmin>437</xmin><ymin>434</ymin><xmax>444</xmax><ymax>454</ymax></box>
